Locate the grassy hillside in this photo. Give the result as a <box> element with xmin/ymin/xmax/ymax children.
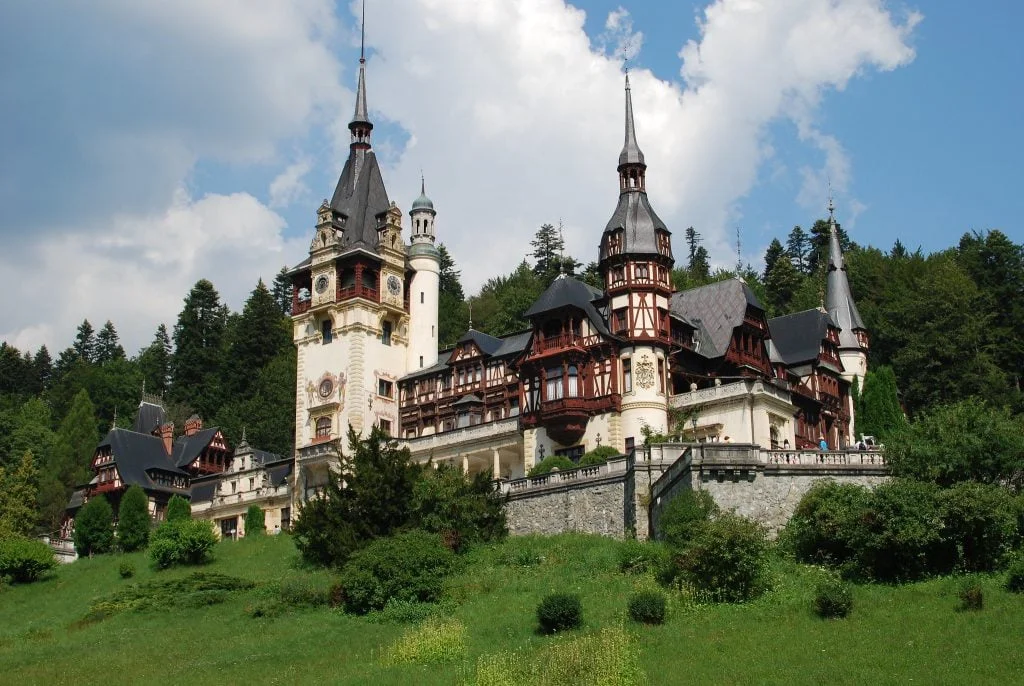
<box><xmin>1</xmin><ymin>534</ymin><xmax>1023</xmax><ymax>685</ymax></box>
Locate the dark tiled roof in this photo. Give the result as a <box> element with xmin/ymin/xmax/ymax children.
<box><xmin>267</xmin><ymin>461</ymin><xmax>293</xmax><ymax>487</ymax></box>
<box><xmin>250</xmin><ymin>448</ymin><xmax>284</xmax><ymax>466</ymax></box>
<box><xmin>826</xmin><ymin>218</ymin><xmax>866</xmax><ymax>349</ymax></box>
<box><xmin>457</xmin><ymin>329</ymin><xmax>504</xmax><ymax>356</ymax></box>
<box><xmin>453</xmin><ymin>393</ymin><xmax>483</xmax><ymax>406</ymax></box>
<box><xmin>329</xmin><ymin>149</ymin><xmax>390</xmax><ymax>255</ymax></box>
<box><xmin>493</xmin><ymin>331</ymin><xmax>532</xmax><ymax>357</ymax></box>
<box><xmin>601</xmin><ymin>192</ymin><xmax>668</xmax><ymax>259</ymax></box>
<box><xmin>189</xmin><ymin>482</ymin><xmax>217</xmax><ymax>504</ymax></box>
<box><xmin>132</xmin><ymin>401</ymin><xmax>167</xmax><ymax>435</ymax></box>
<box><xmin>100</xmin><ymin>428</ymin><xmax>189</xmax><ymax>494</ymax></box>
<box><xmin>172</xmin><ymin>427</ymin><xmax>221</xmax><ymax>469</ymax></box>
<box><xmin>670</xmin><ymin>279</ymin><xmax>764</xmax><ymax>359</ymax></box>
<box><xmin>523</xmin><ymin>277</ymin><xmax>612</xmax><ymax>337</ymax></box>
<box><xmin>769</xmin><ymin>309</ymin><xmax>832</xmax><ymax>365</ymax></box>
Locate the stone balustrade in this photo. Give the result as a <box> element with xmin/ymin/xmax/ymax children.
<box><xmin>400</xmin><ymin>417</ymin><xmax>520</xmax><ymax>454</ymax></box>
<box><xmin>669</xmin><ymin>379</ymin><xmax>790</xmax><ymax>408</ymax></box>
<box><xmin>499</xmin><ymin>456</ymin><xmax>630</xmax><ymax>496</ymax></box>
<box><xmin>760</xmin><ymin>449</ymin><xmax>886</xmax><ymax>466</ymax></box>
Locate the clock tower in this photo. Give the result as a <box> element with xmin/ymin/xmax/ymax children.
<box><xmin>288</xmin><ymin>49</ymin><xmax>413</xmax><ymax>502</ymax></box>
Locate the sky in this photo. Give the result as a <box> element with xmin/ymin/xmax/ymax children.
<box><xmin>1</xmin><ymin>0</ymin><xmax>1021</xmax><ymax>355</ymax></box>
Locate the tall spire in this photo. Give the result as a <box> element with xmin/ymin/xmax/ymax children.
<box><xmin>825</xmin><ymin>200</ymin><xmax>866</xmax><ymax>350</ymax></box>
<box><xmin>349</xmin><ymin>0</ymin><xmax>372</xmax><ymax>146</ymax></box>
<box><xmin>619</xmin><ymin>73</ymin><xmax>646</xmax><ymax>169</ymax></box>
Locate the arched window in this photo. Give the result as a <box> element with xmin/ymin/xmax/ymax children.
<box><xmin>315</xmin><ymin>417</ymin><xmax>331</xmax><ymax>439</ymax></box>
<box><xmin>567</xmin><ymin>365</ymin><xmax>579</xmax><ymax>397</ymax></box>
<box><xmin>545</xmin><ymin>367</ymin><xmax>563</xmax><ymax>401</ymax></box>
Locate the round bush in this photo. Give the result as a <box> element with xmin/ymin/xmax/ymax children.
<box><xmin>165</xmin><ymin>495</ymin><xmax>192</xmax><ymax>523</ymax></box>
<box><xmin>958</xmin><ymin>581</ymin><xmax>983</xmax><ymax>612</ymax></box>
<box><xmin>0</xmin><ymin>537</ymin><xmax>57</xmax><ymax>583</ymax></box>
<box><xmin>118</xmin><ymin>561</ymin><xmax>135</xmax><ymax>579</ymax></box>
<box><xmin>675</xmin><ymin>512</ymin><xmax>771</xmax><ymax>603</ymax></box>
<box><xmin>780</xmin><ymin>480</ymin><xmax>868</xmax><ymax>567</ymax></box>
<box><xmin>536</xmin><ymin>592</ymin><xmax>582</xmax><ymax>634</ymax></box>
<box><xmin>814</xmin><ymin>576</ymin><xmax>853</xmax><ymax>619</ymax></box>
<box><xmin>658</xmin><ymin>489</ymin><xmax>719</xmax><ymax>551</ymax></box>
<box><xmin>341</xmin><ymin>530</ymin><xmax>456</xmax><ymax>615</ymax></box>
<box><xmin>1005</xmin><ymin>558</ymin><xmax>1024</xmax><ymax>593</ymax></box>
<box><xmin>527</xmin><ymin>456</ymin><xmax>576</xmax><ymax>477</ymax></box>
<box><xmin>149</xmin><ymin>519</ymin><xmax>217</xmax><ymax>569</ymax></box>
<box><xmin>627</xmin><ymin>590</ymin><xmax>666</xmax><ymax>625</ymax></box>
<box><xmin>937</xmin><ymin>482</ymin><xmax>1018</xmax><ymax>573</ymax></box>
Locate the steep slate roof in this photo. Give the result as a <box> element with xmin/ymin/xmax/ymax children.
<box><xmin>329</xmin><ymin>150</ymin><xmax>390</xmax><ymax>253</ymax></box>
<box><xmin>267</xmin><ymin>461</ymin><xmax>293</xmax><ymax>487</ymax></box>
<box><xmin>171</xmin><ymin>427</ymin><xmax>220</xmax><ymax>469</ymax></box>
<box><xmin>523</xmin><ymin>276</ymin><xmax>612</xmax><ymax>337</ymax></box>
<box><xmin>99</xmin><ymin>429</ymin><xmax>189</xmax><ymax>494</ymax></box>
<box><xmin>670</xmin><ymin>279</ymin><xmax>764</xmax><ymax>359</ymax></box>
<box><xmin>493</xmin><ymin>331</ymin><xmax>532</xmax><ymax>357</ymax></box>
<box><xmin>769</xmin><ymin>309</ymin><xmax>832</xmax><ymax>365</ymax></box>
<box><xmin>457</xmin><ymin>329</ymin><xmax>504</xmax><ymax>356</ymax></box>
<box><xmin>453</xmin><ymin>393</ymin><xmax>483</xmax><ymax>406</ymax></box>
<box><xmin>132</xmin><ymin>401</ymin><xmax>167</xmax><ymax>435</ymax></box>
<box><xmin>825</xmin><ymin>211</ymin><xmax>866</xmax><ymax>350</ymax></box>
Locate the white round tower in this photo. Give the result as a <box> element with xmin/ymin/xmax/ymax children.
<box><xmin>407</xmin><ymin>179</ymin><xmax>440</xmax><ymax>371</ymax></box>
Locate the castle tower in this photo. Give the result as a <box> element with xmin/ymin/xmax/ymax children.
<box><xmin>825</xmin><ymin>200</ymin><xmax>870</xmax><ymax>441</ymax></box>
<box><xmin>598</xmin><ymin>74</ymin><xmax>675</xmax><ymax>451</ymax></box>
<box><xmin>407</xmin><ymin>177</ymin><xmax>441</xmax><ymax>371</ymax></box>
<box><xmin>289</xmin><ymin>39</ymin><xmax>409</xmax><ymax>501</ymax></box>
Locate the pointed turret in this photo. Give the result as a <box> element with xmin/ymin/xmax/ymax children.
<box><xmin>619</xmin><ymin>73</ymin><xmax>645</xmax><ymax>169</ymax></box>
<box><xmin>824</xmin><ymin>200</ymin><xmax>867</xmax><ymax>353</ymax></box>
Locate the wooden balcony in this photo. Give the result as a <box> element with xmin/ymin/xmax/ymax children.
<box><xmin>293</xmin><ymin>299</ymin><xmax>312</xmax><ymax>315</ymax></box>
<box><xmin>337</xmin><ymin>285</ymin><xmax>378</xmax><ymax>303</ymax></box>
<box><xmin>92</xmin><ymin>480</ymin><xmax>122</xmax><ymax>494</ymax></box>
<box><xmin>530</xmin><ymin>333</ymin><xmax>600</xmax><ymax>356</ymax></box>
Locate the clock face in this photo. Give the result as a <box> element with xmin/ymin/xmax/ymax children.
<box><xmin>387</xmin><ymin>274</ymin><xmax>401</xmax><ymax>296</ymax></box>
<box><xmin>318</xmin><ymin>379</ymin><xmax>334</xmax><ymax>399</ymax></box>
<box><xmin>314</xmin><ymin>275</ymin><xmax>330</xmax><ymax>294</ymax></box>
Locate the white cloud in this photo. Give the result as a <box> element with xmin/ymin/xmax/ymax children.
<box><xmin>0</xmin><ymin>190</ymin><xmax>304</xmax><ymax>354</ymax></box>
<box><xmin>601</xmin><ymin>7</ymin><xmax>644</xmax><ymax>63</ymax></box>
<box><xmin>269</xmin><ymin>158</ymin><xmax>314</xmax><ymax>209</ymax></box>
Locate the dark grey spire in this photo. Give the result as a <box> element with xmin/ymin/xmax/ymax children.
<box><xmin>825</xmin><ymin>201</ymin><xmax>866</xmax><ymax>350</ymax></box>
<box><xmin>618</xmin><ymin>73</ymin><xmax>645</xmax><ymax>168</ymax></box>
<box><xmin>351</xmin><ymin>60</ymin><xmax>370</xmax><ymax>127</ymax></box>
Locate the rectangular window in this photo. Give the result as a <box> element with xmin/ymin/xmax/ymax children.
<box><xmin>405</xmin><ymin>428</ymin><xmax>417</xmax><ymax>439</ymax></box>
<box><xmin>321</xmin><ymin>319</ymin><xmax>333</xmax><ymax>344</ymax></box>
<box><xmin>419</xmin><ymin>355</ymin><xmax>424</xmax><ymax>368</ymax></box>
<box><xmin>378</xmin><ymin>379</ymin><xmax>394</xmax><ymax>398</ymax></box>
<box><xmin>657</xmin><ymin>359</ymin><xmax>665</xmax><ymax>392</ymax></box>
<box><xmin>555</xmin><ymin>445</ymin><xmax>585</xmax><ymax>462</ymax></box>
<box><xmin>623</xmin><ymin>358</ymin><xmax>632</xmax><ymax>393</ymax></box>
<box><xmin>281</xmin><ymin>507</ymin><xmax>291</xmax><ymax>531</ymax></box>
<box><xmin>420</xmin><ymin>291</ymin><xmax>424</xmax><ymax>304</ymax></box>
<box><xmin>509</xmin><ymin>397</ymin><xmax>520</xmax><ymax>416</ymax></box>
<box><xmin>248</xmin><ymin>477</ymin><xmax>254</xmax><ymax>490</ymax></box>
<box><xmin>431</xmin><ymin>325</ymin><xmax>435</xmax><ymax>338</ymax></box>
<box><xmin>625</xmin><ymin>437</ymin><xmax>635</xmax><ymax>453</ymax></box>
<box><xmin>382</xmin><ymin>320</ymin><xmax>392</xmax><ymax>346</ymax></box>
<box><xmin>379</xmin><ymin>419</ymin><xmax>392</xmax><ymax>435</ymax></box>
<box><xmin>545</xmin><ymin>367</ymin><xmax>563</xmax><ymax>400</ymax></box>
<box><xmin>613</xmin><ymin>309</ymin><xmax>627</xmax><ymax>333</ymax></box>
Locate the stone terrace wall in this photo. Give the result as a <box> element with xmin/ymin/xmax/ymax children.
<box><xmin>506</xmin><ymin>477</ymin><xmax>627</xmax><ymax>537</ymax></box>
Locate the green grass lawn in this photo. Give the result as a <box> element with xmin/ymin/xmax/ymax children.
<box><xmin>1</xmin><ymin>534</ymin><xmax>1022</xmax><ymax>685</ymax></box>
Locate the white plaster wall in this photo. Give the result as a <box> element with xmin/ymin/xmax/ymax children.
<box><xmin>619</xmin><ymin>345</ymin><xmax>668</xmax><ymax>448</ymax></box>
<box><xmin>407</xmin><ymin>255</ymin><xmax>440</xmax><ymax>371</ymax></box>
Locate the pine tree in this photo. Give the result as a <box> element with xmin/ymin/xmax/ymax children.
<box><xmin>530</xmin><ymin>223</ymin><xmax>566</xmax><ymax>286</ymax></box>
<box><xmin>859</xmin><ymin>366</ymin><xmax>905</xmax><ymax>441</ymax></box>
<box><xmin>170</xmin><ymin>279</ymin><xmax>228</xmax><ymax>418</ymax></box>
<box><xmin>138</xmin><ymin>324</ymin><xmax>172</xmax><ymax>395</ymax></box>
<box><xmin>764</xmin><ymin>252</ymin><xmax>802</xmax><ymax>316</ymax></box>
<box><xmin>684</xmin><ymin>227</ymin><xmax>701</xmax><ymax>265</ymax></box>
<box><xmin>32</xmin><ymin>346</ymin><xmax>52</xmax><ymax>394</ymax></box>
<box><xmin>807</xmin><ymin>218</ymin><xmax>852</xmax><ymax>274</ymax></box>
<box><xmin>94</xmin><ymin>321</ymin><xmax>125</xmax><ymax>364</ymax></box>
<box><xmin>689</xmin><ymin>246</ymin><xmax>711</xmax><ymax>283</ymax></box>
<box><xmin>117</xmin><ymin>485</ymin><xmax>151</xmax><ymax>552</ymax></box>
<box><xmin>786</xmin><ymin>226</ymin><xmax>810</xmax><ymax>274</ymax></box>
<box><xmin>890</xmin><ymin>239</ymin><xmax>908</xmax><ymax>260</ymax></box>
<box><xmin>73</xmin><ymin>495</ymin><xmax>114</xmax><ymax>556</ymax></box>
<box><xmin>0</xmin><ymin>451</ymin><xmax>40</xmax><ymax>538</ymax></box>
<box><xmin>73</xmin><ymin>319</ymin><xmax>97</xmax><ymax>363</ymax></box>
<box><xmin>850</xmin><ymin>375</ymin><xmax>862</xmax><ymax>439</ymax></box>
<box><xmin>438</xmin><ymin>244</ymin><xmax>464</xmax><ymax>301</ymax></box>
<box><xmin>55</xmin><ymin>389</ymin><xmax>99</xmax><ymax>489</ymax></box>
<box><xmin>437</xmin><ymin>244</ymin><xmax>468</xmax><ymax>345</ymax></box>
<box><xmin>223</xmin><ymin>280</ymin><xmax>290</xmax><ymax>398</ymax></box>
<box><xmin>271</xmin><ymin>266</ymin><xmax>294</xmax><ymax>316</ymax></box>
<box><xmin>763</xmin><ymin>238</ymin><xmax>786</xmax><ymax>281</ymax></box>
<box><xmin>244</xmin><ymin>505</ymin><xmax>266</xmax><ymax>536</ymax></box>
<box><xmin>7</xmin><ymin>397</ymin><xmax>57</xmax><ymax>471</ymax></box>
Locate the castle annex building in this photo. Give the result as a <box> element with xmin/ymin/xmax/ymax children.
<box><xmin>62</xmin><ymin>48</ymin><xmax>873</xmax><ymax>550</ymax></box>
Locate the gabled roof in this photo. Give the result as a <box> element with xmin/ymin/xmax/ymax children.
<box><xmin>523</xmin><ymin>276</ymin><xmax>613</xmax><ymax>337</ymax></box>
<box><xmin>456</xmin><ymin>329</ymin><xmax>504</xmax><ymax>356</ymax></box>
<box><xmin>453</xmin><ymin>393</ymin><xmax>483</xmax><ymax>407</ymax></box>
<box><xmin>99</xmin><ymin>428</ymin><xmax>189</xmax><ymax>494</ymax></box>
<box><xmin>670</xmin><ymin>279</ymin><xmax>765</xmax><ymax>359</ymax></box>
<box><xmin>329</xmin><ymin>150</ymin><xmax>390</xmax><ymax>254</ymax></box>
<box><xmin>768</xmin><ymin>309</ymin><xmax>833</xmax><ymax>365</ymax></box>
<box><xmin>171</xmin><ymin>427</ymin><xmax>221</xmax><ymax>469</ymax></box>
<box><xmin>493</xmin><ymin>331</ymin><xmax>532</xmax><ymax>357</ymax></box>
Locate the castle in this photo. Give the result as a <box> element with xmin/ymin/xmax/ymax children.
<box><xmin>61</xmin><ymin>47</ymin><xmax>878</xmax><ymax>549</ymax></box>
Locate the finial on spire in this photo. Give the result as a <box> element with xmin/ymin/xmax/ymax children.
<box><xmin>468</xmin><ymin>298</ymin><xmax>473</xmax><ymax>330</ymax></box>
<box><xmin>558</xmin><ymin>219</ymin><xmax>565</xmax><ymax>277</ymax></box>
<box><xmin>827</xmin><ymin>176</ymin><xmax>835</xmax><ymax>221</ymax></box>
<box><xmin>360</xmin><ymin>0</ymin><xmax>366</xmax><ymax>64</ymax></box>
<box><xmin>421</xmin><ymin>171</ymin><xmax>425</xmax><ymax>196</ymax></box>
<box><xmin>241</xmin><ymin>425</ymin><xmax>247</xmax><ymax>443</ymax></box>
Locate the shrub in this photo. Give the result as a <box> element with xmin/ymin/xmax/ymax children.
<box><xmin>1005</xmin><ymin>557</ymin><xmax>1024</xmax><ymax>593</ymax></box>
<box><xmin>244</xmin><ymin>505</ymin><xmax>266</xmax><ymax>536</ymax></box>
<box><xmin>849</xmin><ymin>479</ymin><xmax>944</xmax><ymax>582</ymax></box>
<box><xmin>676</xmin><ymin>512</ymin><xmax>771</xmax><ymax>603</ymax></box>
<box><xmin>527</xmin><ymin>455</ymin><xmax>576</xmax><ymax>477</ymax></box>
<box><xmin>937</xmin><ymin>482</ymin><xmax>1018</xmax><ymax>572</ymax></box>
<box><xmin>658</xmin><ymin>489</ymin><xmax>719</xmax><ymax>551</ymax></box>
<box><xmin>278</xmin><ymin>572</ymin><xmax>334</xmax><ymax>607</ymax></box>
<box><xmin>149</xmin><ymin>519</ymin><xmax>217</xmax><ymax>569</ymax></box>
<box><xmin>368</xmin><ymin>598</ymin><xmax>447</xmax><ymax>624</ymax></box>
<box><xmin>536</xmin><ymin>592</ymin><xmax>582</xmax><ymax>634</ymax></box>
<box><xmin>117</xmin><ymin>485</ymin><xmax>151</xmax><ymax>552</ymax></box>
<box><xmin>780</xmin><ymin>480</ymin><xmax>868</xmax><ymax>567</ymax></box>
<box><xmin>165</xmin><ymin>494</ymin><xmax>192</xmax><ymax>523</ymax></box>
<box><xmin>579</xmin><ymin>446</ymin><xmax>619</xmax><ymax>467</ymax></box>
<box><xmin>617</xmin><ymin>539</ymin><xmax>669</xmax><ymax>575</ymax></box>
<box><xmin>73</xmin><ymin>495</ymin><xmax>115</xmax><ymax>557</ymax></box>
<box><xmin>0</xmin><ymin>537</ymin><xmax>57</xmax><ymax>583</ymax></box>
<box><xmin>341</xmin><ymin>530</ymin><xmax>456</xmax><ymax>615</ymax></box>
<box><xmin>118</xmin><ymin>561</ymin><xmax>135</xmax><ymax>579</ymax></box>
<box><xmin>814</xmin><ymin>576</ymin><xmax>853</xmax><ymax>619</ymax></box>
<box><xmin>958</xmin><ymin>581</ymin><xmax>984</xmax><ymax>612</ymax></box>
<box><xmin>627</xmin><ymin>590</ymin><xmax>667</xmax><ymax>624</ymax></box>
<box><xmin>386</xmin><ymin>617</ymin><xmax>468</xmax><ymax>665</ymax></box>
<box><xmin>411</xmin><ymin>463</ymin><xmax>507</xmax><ymax>553</ymax></box>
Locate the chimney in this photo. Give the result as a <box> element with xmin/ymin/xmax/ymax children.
<box><xmin>184</xmin><ymin>414</ymin><xmax>203</xmax><ymax>437</ymax></box>
<box><xmin>160</xmin><ymin>422</ymin><xmax>174</xmax><ymax>455</ymax></box>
